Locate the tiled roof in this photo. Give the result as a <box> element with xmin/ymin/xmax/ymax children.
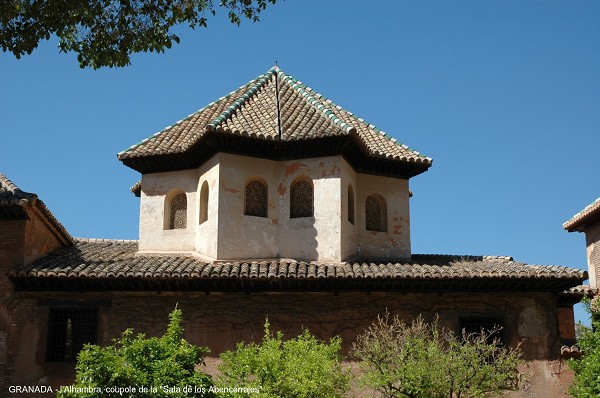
<box><xmin>564</xmin><ymin>197</ymin><xmax>600</xmax><ymax>232</ymax></box>
<box><xmin>10</xmin><ymin>239</ymin><xmax>586</xmax><ymax>292</ymax></box>
<box><xmin>118</xmin><ymin>67</ymin><xmax>431</xmax><ymax>175</ymax></box>
<box><xmin>0</xmin><ymin>173</ymin><xmax>72</xmax><ymax>244</ymax></box>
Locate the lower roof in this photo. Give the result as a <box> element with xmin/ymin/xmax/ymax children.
<box><xmin>9</xmin><ymin>239</ymin><xmax>586</xmax><ymax>293</ymax></box>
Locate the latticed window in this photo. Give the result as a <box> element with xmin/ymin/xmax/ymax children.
<box><xmin>46</xmin><ymin>308</ymin><xmax>98</xmax><ymax>362</ymax></box>
<box><xmin>245</xmin><ymin>180</ymin><xmax>268</xmax><ymax>217</ymax></box>
<box><xmin>290</xmin><ymin>179</ymin><xmax>313</xmax><ymax>218</ymax></box>
<box><xmin>365</xmin><ymin>195</ymin><xmax>386</xmax><ymax>232</ymax></box>
<box><xmin>169</xmin><ymin>193</ymin><xmax>187</xmax><ymax>229</ymax></box>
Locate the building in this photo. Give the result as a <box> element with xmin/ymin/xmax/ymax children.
<box><xmin>0</xmin><ymin>66</ymin><xmax>587</xmax><ymax>397</ymax></box>
<box><xmin>564</xmin><ymin>197</ymin><xmax>600</xmax><ymax>291</ymax></box>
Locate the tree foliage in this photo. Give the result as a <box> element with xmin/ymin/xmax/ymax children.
<box><xmin>217</xmin><ymin>320</ymin><xmax>350</xmax><ymax>398</ymax></box>
<box><xmin>0</xmin><ymin>0</ymin><xmax>277</xmax><ymax>68</ymax></box>
<box><xmin>351</xmin><ymin>313</ymin><xmax>523</xmax><ymax>398</ymax></box>
<box><xmin>57</xmin><ymin>308</ymin><xmax>214</xmax><ymax>398</ymax></box>
<box><xmin>569</xmin><ymin>296</ymin><xmax>600</xmax><ymax>398</ymax></box>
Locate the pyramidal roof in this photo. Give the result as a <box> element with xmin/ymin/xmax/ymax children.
<box><xmin>118</xmin><ymin>66</ymin><xmax>432</xmax><ymax>178</ymax></box>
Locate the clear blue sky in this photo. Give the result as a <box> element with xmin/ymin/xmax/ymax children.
<box><xmin>2</xmin><ymin>1</ymin><xmax>599</xmax><ymax>323</ymax></box>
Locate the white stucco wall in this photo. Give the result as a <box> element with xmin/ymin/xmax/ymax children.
<box><xmin>195</xmin><ymin>155</ymin><xmax>220</xmax><ymax>259</ymax></box>
<box><xmin>356</xmin><ymin>173</ymin><xmax>411</xmax><ymax>260</ymax></box>
<box><xmin>138</xmin><ymin>169</ymin><xmax>198</xmax><ymax>253</ymax></box>
<box><xmin>216</xmin><ymin>154</ymin><xmax>278</xmax><ymax>260</ymax></box>
<box><xmin>136</xmin><ymin>154</ymin><xmax>411</xmax><ymax>262</ymax></box>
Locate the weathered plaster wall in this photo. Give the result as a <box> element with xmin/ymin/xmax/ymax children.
<box><xmin>195</xmin><ymin>155</ymin><xmax>220</xmax><ymax>259</ymax></box>
<box><xmin>340</xmin><ymin>159</ymin><xmax>358</xmax><ymax>260</ymax></box>
<box><xmin>356</xmin><ymin>173</ymin><xmax>411</xmax><ymax>260</ymax></box>
<box><xmin>138</xmin><ymin>169</ymin><xmax>198</xmax><ymax>253</ymax></box>
<box><xmin>137</xmin><ymin>155</ymin><xmax>412</xmax><ymax>262</ymax></box>
<box><xmin>216</xmin><ymin>154</ymin><xmax>278</xmax><ymax>259</ymax></box>
<box><xmin>276</xmin><ymin>156</ymin><xmax>342</xmax><ymax>261</ymax></box>
<box><xmin>7</xmin><ymin>290</ymin><xmax>573</xmax><ymax>397</ymax></box>
<box><xmin>584</xmin><ymin>221</ymin><xmax>600</xmax><ymax>289</ymax></box>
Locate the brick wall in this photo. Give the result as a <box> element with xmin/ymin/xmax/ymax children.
<box><xmin>5</xmin><ymin>289</ymin><xmax>573</xmax><ymax>397</ymax></box>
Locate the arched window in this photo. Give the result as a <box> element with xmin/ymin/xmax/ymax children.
<box><xmin>199</xmin><ymin>181</ymin><xmax>209</xmax><ymax>224</ymax></box>
<box><xmin>347</xmin><ymin>184</ymin><xmax>355</xmax><ymax>225</ymax></box>
<box><xmin>169</xmin><ymin>193</ymin><xmax>187</xmax><ymax>229</ymax></box>
<box><xmin>245</xmin><ymin>180</ymin><xmax>268</xmax><ymax>217</ymax></box>
<box><xmin>365</xmin><ymin>195</ymin><xmax>387</xmax><ymax>232</ymax></box>
<box><xmin>290</xmin><ymin>178</ymin><xmax>313</xmax><ymax>218</ymax></box>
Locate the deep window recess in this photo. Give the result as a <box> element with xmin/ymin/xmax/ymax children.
<box><xmin>365</xmin><ymin>195</ymin><xmax>386</xmax><ymax>232</ymax></box>
<box><xmin>169</xmin><ymin>193</ymin><xmax>187</xmax><ymax>229</ymax></box>
<box><xmin>459</xmin><ymin>317</ymin><xmax>504</xmax><ymax>344</ymax></box>
<box><xmin>348</xmin><ymin>184</ymin><xmax>355</xmax><ymax>225</ymax></box>
<box><xmin>245</xmin><ymin>180</ymin><xmax>268</xmax><ymax>218</ymax></box>
<box><xmin>199</xmin><ymin>181</ymin><xmax>209</xmax><ymax>224</ymax></box>
<box><xmin>46</xmin><ymin>308</ymin><xmax>98</xmax><ymax>362</ymax></box>
<box><xmin>290</xmin><ymin>179</ymin><xmax>313</xmax><ymax>218</ymax></box>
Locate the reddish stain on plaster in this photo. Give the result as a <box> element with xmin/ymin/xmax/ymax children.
<box><xmin>392</xmin><ymin>225</ymin><xmax>403</xmax><ymax>235</ymax></box>
<box><xmin>284</xmin><ymin>162</ymin><xmax>307</xmax><ymax>177</ymax></box>
<box><xmin>210</xmin><ymin>180</ymin><xmax>217</xmax><ymax>189</ymax></box>
<box><xmin>278</xmin><ymin>183</ymin><xmax>286</xmax><ymax>196</ymax></box>
<box><xmin>271</xmin><ymin>218</ymin><xmax>278</xmax><ymax>225</ymax></box>
<box><xmin>392</xmin><ymin>217</ymin><xmax>399</xmax><ymax>222</ymax></box>
<box><xmin>320</xmin><ymin>165</ymin><xmax>341</xmax><ymax>178</ymax></box>
<box><xmin>319</xmin><ymin>161</ymin><xmax>325</xmax><ymax>167</ymax></box>
<box><xmin>224</xmin><ymin>187</ymin><xmax>240</xmax><ymax>193</ymax></box>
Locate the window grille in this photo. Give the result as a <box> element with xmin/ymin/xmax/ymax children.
<box><xmin>46</xmin><ymin>308</ymin><xmax>98</xmax><ymax>362</ymax></box>
<box><xmin>169</xmin><ymin>193</ymin><xmax>187</xmax><ymax>229</ymax></box>
<box><xmin>245</xmin><ymin>181</ymin><xmax>268</xmax><ymax>217</ymax></box>
<box><xmin>290</xmin><ymin>179</ymin><xmax>313</xmax><ymax>218</ymax></box>
<box><xmin>365</xmin><ymin>195</ymin><xmax>386</xmax><ymax>232</ymax></box>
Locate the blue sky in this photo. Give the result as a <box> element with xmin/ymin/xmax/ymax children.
<box><xmin>1</xmin><ymin>1</ymin><xmax>599</xmax><ymax>323</ymax></box>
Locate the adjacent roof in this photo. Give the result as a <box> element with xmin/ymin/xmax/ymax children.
<box><xmin>10</xmin><ymin>239</ymin><xmax>586</xmax><ymax>292</ymax></box>
<box><xmin>118</xmin><ymin>66</ymin><xmax>432</xmax><ymax>179</ymax></box>
<box><xmin>0</xmin><ymin>173</ymin><xmax>72</xmax><ymax>245</ymax></box>
<box><xmin>564</xmin><ymin>197</ymin><xmax>600</xmax><ymax>232</ymax></box>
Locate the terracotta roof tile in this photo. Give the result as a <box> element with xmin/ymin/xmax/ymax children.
<box><xmin>118</xmin><ymin>67</ymin><xmax>431</xmax><ymax>168</ymax></box>
<box><xmin>564</xmin><ymin>197</ymin><xmax>600</xmax><ymax>232</ymax></box>
<box><xmin>0</xmin><ymin>173</ymin><xmax>72</xmax><ymax>245</ymax></box>
<box><xmin>10</xmin><ymin>240</ymin><xmax>586</xmax><ymax>292</ymax></box>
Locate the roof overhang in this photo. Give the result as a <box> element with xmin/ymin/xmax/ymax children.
<box><xmin>120</xmin><ymin>132</ymin><xmax>431</xmax><ymax>179</ymax></box>
<box><xmin>10</xmin><ymin>274</ymin><xmax>584</xmax><ymax>293</ymax></box>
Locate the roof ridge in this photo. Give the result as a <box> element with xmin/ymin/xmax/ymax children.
<box><xmin>0</xmin><ymin>172</ymin><xmax>37</xmax><ymax>204</ymax></box>
<box><xmin>74</xmin><ymin>237</ymin><xmax>138</xmax><ymax>243</ymax></box>
<box><xmin>564</xmin><ymin>196</ymin><xmax>600</xmax><ymax>231</ymax></box>
<box><xmin>277</xmin><ymin>70</ymin><xmax>356</xmax><ymax>134</ymax></box>
<box><xmin>206</xmin><ymin>68</ymin><xmax>277</xmax><ymax>133</ymax></box>
<box><xmin>276</xmin><ymin>70</ymin><xmax>431</xmax><ymax>162</ymax></box>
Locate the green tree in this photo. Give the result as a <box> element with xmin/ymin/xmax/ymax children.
<box><xmin>57</xmin><ymin>308</ymin><xmax>214</xmax><ymax>398</ymax></box>
<box><xmin>217</xmin><ymin>320</ymin><xmax>350</xmax><ymax>398</ymax></box>
<box><xmin>0</xmin><ymin>0</ymin><xmax>277</xmax><ymax>69</ymax></box>
<box><xmin>569</xmin><ymin>296</ymin><xmax>600</xmax><ymax>397</ymax></box>
<box><xmin>351</xmin><ymin>313</ymin><xmax>522</xmax><ymax>398</ymax></box>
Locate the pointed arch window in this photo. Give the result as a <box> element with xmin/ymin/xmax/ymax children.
<box><xmin>169</xmin><ymin>193</ymin><xmax>187</xmax><ymax>229</ymax></box>
<box><xmin>365</xmin><ymin>195</ymin><xmax>387</xmax><ymax>232</ymax></box>
<box><xmin>290</xmin><ymin>179</ymin><xmax>313</xmax><ymax>218</ymax></box>
<box><xmin>245</xmin><ymin>180</ymin><xmax>268</xmax><ymax>218</ymax></box>
<box><xmin>199</xmin><ymin>181</ymin><xmax>209</xmax><ymax>224</ymax></box>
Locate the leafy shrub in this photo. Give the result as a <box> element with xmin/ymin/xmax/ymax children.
<box><xmin>217</xmin><ymin>320</ymin><xmax>350</xmax><ymax>397</ymax></box>
<box><xmin>569</xmin><ymin>296</ymin><xmax>600</xmax><ymax>397</ymax></box>
<box><xmin>351</xmin><ymin>313</ymin><xmax>522</xmax><ymax>398</ymax></box>
<box><xmin>57</xmin><ymin>308</ymin><xmax>213</xmax><ymax>398</ymax></box>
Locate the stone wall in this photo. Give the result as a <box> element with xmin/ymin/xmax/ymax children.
<box><xmin>5</xmin><ymin>290</ymin><xmax>573</xmax><ymax>397</ymax></box>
